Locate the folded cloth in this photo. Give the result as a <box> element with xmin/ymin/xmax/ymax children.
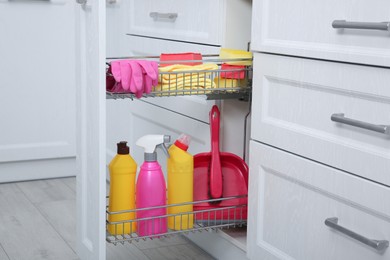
<box><xmin>159</xmin><ymin>74</ymin><xmax>213</xmax><ymax>85</ymax></box>
<box><xmin>153</xmin><ymin>85</ymin><xmax>212</xmax><ymax>96</ymax></box>
<box><xmin>213</xmin><ymin>77</ymin><xmax>248</xmax><ymax>92</ymax></box>
<box><xmin>158</xmin><ymin>77</ymin><xmax>215</xmax><ymax>91</ymax></box>
<box><xmin>159</xmin><ymin>63</ymin><xmax>218</xmax><ymax>81</ymax></box>
<box><xmin>220</xmin><ymin>64</ymin><xmax>246</xmax><ymax>79</ymax></box>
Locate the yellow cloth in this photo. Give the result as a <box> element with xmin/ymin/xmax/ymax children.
<box><xmin>158</xmin><ymin>63</ymin><xmax>218</xmax><ymax>93</ymax></box>
<box><xmin>213</xmin><ymin>77</ymin><xmax>248</xmax><ymax>88</ymax></box>
<box><xmin>153</xmin><ymin>85</ymin><xmax>211</xmax><ymax>96</ymax></box>
<box><xmin>159</xmin><ymin>63</ymin><xmax>218</xmax><ymax>73</ymax></box>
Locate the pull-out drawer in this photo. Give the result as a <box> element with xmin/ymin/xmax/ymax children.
<box><xmin>251</xmin><ymin>0</ymin><xmax>390</xmax><ymax>67</ymax></box>
<box><xmin>251</xmin><ymin>53</ymin><xmax>390</xmax><ymax>186</ymax></box>
<box><xmin>121</xmin><ymin>36</ymin><xmax>219</xmax><ymax>123</ymax></box>
<box><xmin>248</xmin><ymin>141</ymin><xmax>390</xmax><ymax>260</ymax></box>
<box><xmin>128</xmin><ymin>0</ymin><xmax>222</xmax><ymax>45</ymax></box>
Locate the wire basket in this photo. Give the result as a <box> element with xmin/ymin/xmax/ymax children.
<box><xmin>106</xmin><ymin>55</ymin><xmax>252</xmax><ymax>101</ymax></box>
<box><xmin>106</xmin><ymin>195</ymin><xmax>248</xmax><ymax>245</ymax></box>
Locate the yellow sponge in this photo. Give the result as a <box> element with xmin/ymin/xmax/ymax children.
<box><xmin>219</xmin><ymin>48</ymin><xmax>253</xmax><ymax>65</ymax></box>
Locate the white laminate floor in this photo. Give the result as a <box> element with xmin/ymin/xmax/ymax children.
<box><xmin>0</xmin><ymin>177</ymin><xmax>215</xmax><ymax>260</ymax></box>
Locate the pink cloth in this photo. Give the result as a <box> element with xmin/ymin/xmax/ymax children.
<box><xmin>220</xmin><ymin>63</ymin><xmax>245</xmax><ymax>79</ymax></box>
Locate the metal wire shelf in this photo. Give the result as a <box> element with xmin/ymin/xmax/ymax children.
<box><xmin>106</xmin><ymin>195</ymin><xmax>248</xmax><ymax>245</ymax></box>
<box><xmin>106</xmin><ymin>55</ymin><xmax>253</xmax><ymax>101</ymax></box>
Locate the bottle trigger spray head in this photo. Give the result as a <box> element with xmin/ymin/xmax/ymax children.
<box><xmin>136</xmin><ymin>135</ymin><xmax>171</xmax><ymax>161</ymax></box>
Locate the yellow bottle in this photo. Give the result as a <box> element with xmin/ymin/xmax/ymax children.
<box><xmin>167</xmin><ymin>134</ymin><xmax>194</xmax><ymax>230</ymax></box>
<box><xmin>108</xmin><ymin>141</ymin><xmax>137</xmax><ymax>235</ymax></box>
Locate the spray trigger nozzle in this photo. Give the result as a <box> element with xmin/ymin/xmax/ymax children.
<box><xmin>158</xmin><ymin>143</ymin><xmax>170</xmax><ymax>158</ymax></box>
<box><xmin>136</xmin><ymin>134</ymin><xmax>171</xmax><ymax>161</ymax></box>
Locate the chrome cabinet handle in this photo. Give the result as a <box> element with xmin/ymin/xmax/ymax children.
<box><xmin>331</xmin><ymin>113</ymin><xmax>390</xmax><ymax>136</ymax></box>
<box><xmin>149</xmin><ymin>12</ymin><xmax>178</xmax><ymax>21</ymax></box>
<box><xmin>325</xmin><ymin>217</ymin><xmax>389</xmax><ymax>251</ymax></box>
<box><xmin>332</xmin><ymin>20</ymin><xmax>390</xmax><ymax>31</ymax></box>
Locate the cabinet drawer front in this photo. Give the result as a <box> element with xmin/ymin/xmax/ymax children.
<box><xmin>251</xmin><ymin>0</ymin><xmax>390</xmax><ymax>67</ymax></box>
<box><xmin>128</xmin><ymin>0</ymin><xmax>222</xmax><ymax>45</ymax></box>
<box><xmin>251</xmin><ymin>53</ymin><xmax>390</xmax><ymax>186</ymax></box>
<box><xmin>248</xmin><ymin>141</ymin><xmax>390</xmax><ymax>260</ymax></box>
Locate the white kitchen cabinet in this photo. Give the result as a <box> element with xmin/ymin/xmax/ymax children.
<box><xmin>248</xmin><ymin>141</ymin><xmax>390</xmax><ymax>260</ymax></box>
<box><xmin>249</xmin><ymin>0</ymin><xmax>390</xmax><ymax>259</ymax></box>
<box><xmin>251</xmin><ymin>0</ymin><xmax>390</xmax><ymax>67</ymax></box>
<box><xmin>0</xmin><ymin>0</ymin><xmax>77</xmax><ymax>182</ymax></box>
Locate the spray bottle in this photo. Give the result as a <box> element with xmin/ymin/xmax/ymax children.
<box><xmin>108</xmin><ymin>141</ymin><xmax>137</xmax><ymax>235</ymax></box>
<box><xmin>167</xmin><ymin>134</ymin><xmax>194</xmax><ymax>230</ymax></box>
<box><xmin>136</xmin><ymin>135</ymin><xmax>170</xmax><ymax>237</ymax></box>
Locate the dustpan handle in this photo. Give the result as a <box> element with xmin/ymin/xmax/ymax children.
<box><xmin>210</xmin><ymin>105</ymin><xmax>223</xmax><ymax>199</ymax></box>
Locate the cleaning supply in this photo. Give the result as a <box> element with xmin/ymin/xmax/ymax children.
<box><xmin>136</xmin><ymin>135</ymin><xmax>170</xmax><ymax>237</ymax></box>
<box><xmin>220</xmin><ymin>64</ymin><xmax>246</xmax><ymax>79</ymax></box>
<box><xmin>107</xmin><ymin>141</ymin><xmax>137</xmax><ymax>235</ymax></box>
<box><xmin>194</xmin><ymin>106</ymin><xmax>248</xmax><ymax>221</ymax></box>
<box><xmin>167</xmin><ymin>134</ymin><xmax>194</xmax><ymax>230</ymax></box>
<box><xmin>219</xmin><ymin>48</ymin><xmax>253</xmax><ymax>65</ymax></box>
<box><xmin>157</xmin><ymin>63</ymin><xmax>218</xmax><ymax>93</ymax></box>
<box><xmin>110</xmin><ymin>60</ymin><xmax>159</xmax><ymax>97</ymax></box>
<box><xmin>160</xmin><ymin>52</ymin><xmax>202</xmax><ymax>67</ymax></box>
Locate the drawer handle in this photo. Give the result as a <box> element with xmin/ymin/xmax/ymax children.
<box><xmin>325</xmin><ymin>217</ymin><xmax>389</xmax><ymax>251</ymax></box>
<box><xmin>331</xmin><ymin>113</ymin><xmax>390</xmax><ymax>136</ymax></box>
<box><xmin>332</xmin><ymin>20</ymin><xmax>390</xmax><ymax>31</ymax></box>
<box><xmin>149</xmin><ymin>12</ymin><xmax>178</xmax><ymax>21</ymax></box>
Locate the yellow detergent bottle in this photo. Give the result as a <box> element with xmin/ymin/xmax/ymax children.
<box><xmin>108</xmin><ymin>141</ymin><xmax>137</xmax><ymax>235</ymax></box>
<box><xmin>167</xmin><ymin>134</ymin><xmax>194</xmax><ymax>230</ymax></box>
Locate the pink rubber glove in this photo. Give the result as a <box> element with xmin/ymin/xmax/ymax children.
<box><xmin>120</xmin><ymin>61</ymin><xmax>132</xmax><ymax>91</ymax></box>
<box><xmin>128</xmin><ymin>61</ymin><xmax>144</xmax><ymax>98</ymax></box>
<box><xmin>110</xmin><ymin>61</ymin><xmax>122</xmax><ymax>83</ymax></box>
<box><xmin>136</xmin><ymin>60</ymin><xmax>159</xmax><ymax>94</ymax></box>
<box><xmin>110</xmin><ymin>60</ymin><xmax>132</xmax><ymax>93</ymax></box>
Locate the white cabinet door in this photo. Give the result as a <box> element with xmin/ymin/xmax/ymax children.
<box><xmin>251</xmin><ymin>0</ymin><xmax>390</xmax><ymax>67</ymax></box>
<box><xmin>251</xmin><ymin>53</ymin><xmax>390</xmax><ymax>186</ymax></box>
<box><xmin>76</xmin><ymin>0</ymin><xmax>106</xmax><ymax>259</ymax></box>
<box><xmin>0</xmin><ymin>0</ymin><xmax>77</xmax><ymax>182</ymax></box>
<box><xmin>248</xmin><ymin>141</ymin><xmax>390</xmax><ymax>260</ymax></box>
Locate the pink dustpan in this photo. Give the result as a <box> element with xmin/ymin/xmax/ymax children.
<box><xmin>193</xmin><ymin>105</ymin><xmax>248</xmax><ymax>220</ymax></box>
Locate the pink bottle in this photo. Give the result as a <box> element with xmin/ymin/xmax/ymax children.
<box><xmin>136</xmin><ymin>135</ymin><xmax>170</xmax><ymax>237</ymax></box>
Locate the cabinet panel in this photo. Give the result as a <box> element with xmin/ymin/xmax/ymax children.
<box><xmin>128</xmin><ymin>0</ymin><xmax>222</xmax><ymax>45</ymax></box>
<box><xmin>251</xmin><ymin>0</ymin><xmax>390</xmax><ymax>67</ymax></box>
<box><xmin>248</xmin><ymin>141</ymin><xmax>390</xmax><ymax>260</ymax></box>
<box><xmin>0</xmin><ymin>0</ymin><xmax>76</xmax><ymax>163</ymax></box>
<box><xmin>251</xmin><ymin>53</ymin><xmax>390</xmax><ymax>186</ymax></box>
